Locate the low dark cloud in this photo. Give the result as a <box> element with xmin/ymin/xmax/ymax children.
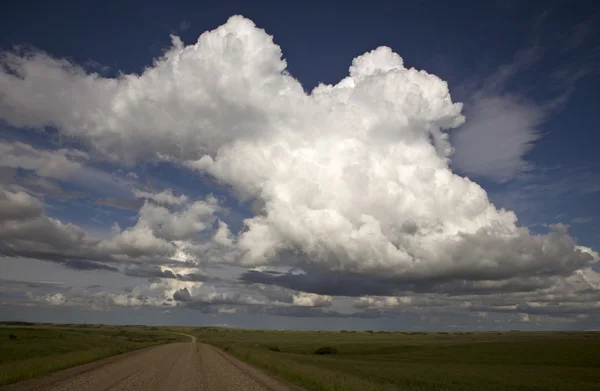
<box><xmin>241</xmin><ymin>269</ymin><xmax>529</xmax><ymax>298</ymax></box>
<box><xmin>125</xmin><ymin>266</ymin><xmax>177</xmax><ymax>279</ymax></box>
<box><xmin>124</xmin><ymin>265</ymin><xmax>217</xmax><ymax>283</ymax></box>
<box><xmin>265</xmin><ymin>306</ymin><xmax>383</xmax><ymax>319</ymax></box>
<box><xmin>241</xmin><ymin>270</ymin><xmax>399</xmax><ymax>297</ymax></box>
<box><xmin>183</xmin><ymin>292</ymin><xmax>250</xmax><ymax>308</ymax></box>
<box><xmin>173</xmin><ymin>288</ymin><xmax>192</xmax><ymax>302</ymax></box>
<box><xmin>178</xmin><ymin>273</ymin><xmax>215</xmax><ymax>282</ymax></box>
<box><xmin>0</xmin><ymin>278</ymin><xmax>63</xmax><ymax>288</ymax></box>
<box><xmin>63</xmin><ymin>259</ymin><xmax>118</xmax><ymax>272</ymax></box>
<box><xmin>409</xmin><ymin>276</ymin><xmax>557</xmax><ymax>296</ymax></box>
<box><xmin>0</xmin><ymin>247</ymin><xmax>120</xmax><ymax>274</ymax></box>
<box><xmin>96</xmin><ymin>197</ymin><xmax>144</xmax><ymax>211</ymax></box>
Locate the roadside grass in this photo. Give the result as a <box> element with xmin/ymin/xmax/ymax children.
<box><xmin>192</xmin><ymin>328</ymin><xmax>600</xmax><ymax>391</ymax></box>
<box><xmin>0</xmin><ymin>324</ymin><xmax>187</xmax><ymax>386</ymax></box>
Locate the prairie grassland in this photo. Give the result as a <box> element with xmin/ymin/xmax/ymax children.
<box><xmin>192</xmin><ymin>328</ymin><xmax>600</xmax><ymax>391</ymax></box>
<box><xmin>0</xmin><ymin>323</ymin><xmax>187</xmax><ymax>386</ymax></box>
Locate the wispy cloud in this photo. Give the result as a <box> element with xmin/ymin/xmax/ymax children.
<box><xmin>171</xmin><ymin>20</ymin><xmax>191</xmax><ymax>34</ymax></box>
<box><xmin>572</xmin><ymin>217</ymin><xmax>593</xmax><ymax>224</ymax></box>
<box><xmin>178</xmin><ymin>20</ymin><xmax>191</xmax><ymax>32</ymax></box>
<box><xmin>561</xmin><ymin>19</ymin><xmax>597</xmax><ymax>52</ymax></box>
<box><xmin>451</xmin><ymin>10</ymin><xmax>598</xmax><ymax>183</ymax></box>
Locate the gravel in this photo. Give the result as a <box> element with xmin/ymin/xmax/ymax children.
<box><xmin>2</xmin><ymin>335</ymin><xmax>303</xmax><ymax>391</ymax></box>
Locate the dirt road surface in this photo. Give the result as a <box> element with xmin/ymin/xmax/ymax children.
<box><xmin>2</xmin><ymin>334</ymin><xmax>304</xmax><ymax>391</ymax></box>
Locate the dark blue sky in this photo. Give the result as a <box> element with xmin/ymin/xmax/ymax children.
<box><xmin>1</xmin><ymin>1</ymin><xmax>594</xmax><ymax>85</ymax></box>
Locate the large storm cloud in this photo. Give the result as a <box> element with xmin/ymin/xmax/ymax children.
<box><xmin>0</xmin><ymin>16</ymin><xmax>598</xmax><ymax>321</ymax></box>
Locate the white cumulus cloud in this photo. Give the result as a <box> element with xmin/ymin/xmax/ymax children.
<box><xmin>292</xmin><ymin>292</ymin><xmax>332</xmax><ymax>307</ymax></box>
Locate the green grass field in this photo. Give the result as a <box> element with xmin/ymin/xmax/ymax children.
<box><xmin>190</xmin><ymin>328</ymin><xmax>600</xmax><ymax>391</ymax></box>
<box><xmin>4</xmin><ymin>324</ymin><xmax>600</xmax><ymax>390</ymax></box>
<box><xmin>0</xmin><ymin>323</ymin><xmax>187</xmax><ymax>386</ymax></box>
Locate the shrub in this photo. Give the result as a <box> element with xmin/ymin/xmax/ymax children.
<box><xmin>314</xmin><ymin>346</ymin><xmax>338</xmax><ymax>355</ymax></box>
<box><xmin>268</xmin><ymin>345</ymin><xmax>281</xmax><ymax>352</ymax></box>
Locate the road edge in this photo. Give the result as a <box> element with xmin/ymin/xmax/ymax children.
<box><xmin>202</xmin><ymin>343</ymin><xmax>306</xmax><ymax>391</ymax></box>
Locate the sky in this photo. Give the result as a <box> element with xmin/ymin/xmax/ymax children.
<box><xmin>0</xmin><ymin>0</ymin><xmax>599</xmax><ymax>331</ymax></box>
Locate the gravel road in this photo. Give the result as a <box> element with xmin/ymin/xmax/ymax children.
<box><xmin>2</xmin><ymin>334</ymin><xmax>304</xmax><ymax>391</ymax></box>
